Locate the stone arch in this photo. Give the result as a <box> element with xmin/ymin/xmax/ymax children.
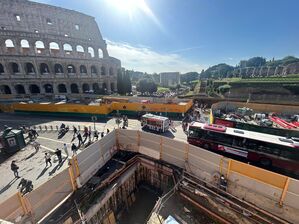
<box><xmin>63</xmin><ymin>43</ymin><xmax>73</xmax><ymax>54</ymax></box>
<box><xmin>10</xmin><ymin>62</ymin><xmax>20</xmax><ymax>74</ymax></box>
<box><xmin>20</xmin><ymin>39</ymin><xmax>30</xmax><ymax>48</ymax></box>
<box><xmin>0</xmin><ymin>85</ymin><xmax>11</xmax><ymax>94</ymax></box>
<box><xmin>102</xmin><ymin>83</ymin><xmax>107</xmax><ymax>91</ymax></box>
<box><xmin>15</xmin><ymin>84</ymin><xmax>26</xmax><ymax>94</ymax></box>
<box><xmin>35</xmin><ymin>41</ymin><xmax>45</xmax><ymax>54</ymax></box>
<box><xmin>91</xmin><ymin>65</ymin><xmax>97</xmax><ymax>75</ymax></box>
<box><xmin>49</xmin><ymin>42</ymin><xmax>60</xmax><ymax>54</ymax></box>
<box><xmin>67</xmin><ymin>64</ymin><xmax>76</xmax><ymax>74</ymax></box>
<box><xmin>29</xmin><ymin>84</ymin><xmax>40</xmax><ymax>94</ymax></box>
<box><xmin>98</xmin><ymin>49</ymin><xmax>103</xmax><ymax>58</ymax></box>
<box><xmin>54</xmin><ymin>64</ymin><xmax>64</xmax><ymax>74</ymax></box>
<box><xmin>88</xmin><ymin>47</ymin><xmax>95</xmax><ymax>58</ymax></box>
<box><xmin>111</xmin><ymin>83</ymin><xmax>115</xmax><ymax>92</ymax></box>
<box><xmin>58</xmin><ymin>84</ymin><xmax>67</xmax><ymax>93</ymax></box>
<box><xmin>25</xmin><ymin>62</ymin><xmax>36</xmax><ymax>74</ymax></box>
<box><xmin>44</xmin><ymin>84</ymin><xmax>53</xmax><ymax>93</ymax></box>
<box><xmin>40</xmin><ymin>63</ymin><xmax>50</xmax><ymax>74</ymax></box>
<box><xmin>70</xmin><ymin>83</ymin><xmax>79</xmax><ymax>93</ymax></box>
<box><xmin>101</xmin><ymin>66</ymin><xmax>106</xmax><ymax>75</ymax></box>
<box><xmin>92</xmin><ymin>83</ymin><xmax>100</xmax><ymax>93</ymax></box>
<box><xmin>82</xmin><ymin>83</ymin><xmax>90</xmax><ymax>93</ymax></box>
<box><xmin>76</xmin><ymin>45</ymin><xmax>84</xmax><ymax>53</ymax></box>
<box><xmin>80</xmin><ymin>65</ymin><xmax>87</xmax><ymax>74</ymax></box>
<box><xmin>109</xmin><ymin>67</ymin><xmax>114</xmax><ymax>76</ymax></box>
<box><xmin>0</xmin><ymin>63</ymin><xmax>4</xmax><ymax>74</ymax></box>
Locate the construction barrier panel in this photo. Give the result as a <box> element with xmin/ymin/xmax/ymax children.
<box><xmin>25</xmin><ymin>168</ymin><xmax>73</xmax><ymax>222</ymax></box>
<box><xmin>116</xmin><ymin>129</ymin><xmax>299</xmax><ymax>223</ymax></box>
<box><xmin>76</xmin><ymin>131</ymin><xmax>117</xmax><ymax>186</ymax></box>
<box><xmin>0</xmin><ymin>193</ymin><xmax>24</xmax><ymax>222</ymax></box>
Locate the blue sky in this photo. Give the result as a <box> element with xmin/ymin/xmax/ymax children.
<box><xmin>33</xmin><ymin>0</ymin><xmax>299</xmax><ymax>73</ymax></box>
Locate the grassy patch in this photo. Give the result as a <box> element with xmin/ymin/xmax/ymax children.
<box><xmin>157</xmin><ymin>86</ymin><xmax>170</xmax><ymax>93</ymax></box>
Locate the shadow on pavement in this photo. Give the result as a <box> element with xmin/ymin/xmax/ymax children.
<box><xmin>36</xmin><ymin>166</ymin><xmax>49</xmax><ymax>180</ymax></box>
<box><xmin>48</xmin><ymin>158</ymin><xmax>67</xmax><ymax>176</ymax></box>
<box><xmin>0</xmin><ymin>178</ymin><xmax>18</xmax><ymax>194</ymax></box>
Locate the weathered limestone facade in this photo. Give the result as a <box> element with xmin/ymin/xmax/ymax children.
<box><xmin>0</xmin><ymin>0</ymin><xmax>120</xmax><ymax>98</ymax></box>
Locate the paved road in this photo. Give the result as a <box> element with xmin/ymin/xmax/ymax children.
<box><xmin>0</xmin><ymin>113</ymin><xmax>188</xmax><ymax>202</ymax></box>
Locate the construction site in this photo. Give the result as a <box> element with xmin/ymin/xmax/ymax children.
<box><xmin>1</xmin><ymin>129</ymin><xmax>299</xmax><ymax>224</ymax></box>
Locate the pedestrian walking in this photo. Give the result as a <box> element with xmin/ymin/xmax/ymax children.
<box><xmin>71</xmin><ymin>143</ymin><xmax>77</xmax><ymax>156</ymax></box>
<box><xmin>77</xmin><ymin>133</ymin><xmax>83</xmax><ymax>146</ymax></box>
<box><xmin>73</xmin><ymin>126</ymin><xmax>77</xmax><ymax>137</ymax></box>
<box><xmin>11</xmin><ymin>160</ymin><xmax>20</xmax><ymax>178</ymax></box>
<box><xmin>45</xmin><ymin>153</ymin><xmax>52</xmax><ymax>167</ymax></box>
<box><xmin>93</xmin><ymin>130</ymin><xmax>99</xmax><ymax>141</ymax></box>
<box><xmin>32</xmin><ymin>141</ymin><xmax>40</xmax><ymax>153</ymax></box>
<box><xmin>101</xmin><ymin>132</ymin><xmax>104</xmax><ymax>138</ymax></box>
<box><xmin>63</xmin><ymin>143</ymin><xmax>69</xmax><ymax>158</ymax></box>
<box><xmin>31</xmin><ymin>129</ymin><xmax>39</xmax><ymax>138</ymax></box>
<box><xmin>55</xmin><ymin>148</ymin><xmax>62</xmax><ymax>163</ymax></box>
<box><xmin>88</xmin><ymin>130</ymin><xmax>91</xmax><ymax>142</ymax></box>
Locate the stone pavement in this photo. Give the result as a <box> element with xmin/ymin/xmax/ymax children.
<box><xmin>0</xmin><ymin>114</ymin><xmax>188</xmax><ymax>203</ymax></box>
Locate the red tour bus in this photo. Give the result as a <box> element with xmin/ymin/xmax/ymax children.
<box><xmin>187</xmin><ymin>122</ymin><xmax>299</xmax><ymax>174</ymax></box>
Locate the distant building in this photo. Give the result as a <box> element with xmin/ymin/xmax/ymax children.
<box><xmin>159</xmin><ymin>72</ymin><xmax>180</xmax><ymax>87</ymax></box>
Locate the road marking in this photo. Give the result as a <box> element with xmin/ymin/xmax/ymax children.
<box><xmin>38</xmin><ymin>136</ymin><xmax>71</xmax><ymax>145</ymax></box>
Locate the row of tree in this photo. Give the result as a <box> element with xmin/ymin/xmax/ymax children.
<box><xmin>117</xmin><ymin>69</ymin><xmax>132</xmax><ymax>95</ymax></box>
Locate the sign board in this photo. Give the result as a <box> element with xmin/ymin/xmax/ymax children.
<box><xmin>7</xmin><ymin>137</ymin><xmax>17</xmax><ymax>147</ymax></box>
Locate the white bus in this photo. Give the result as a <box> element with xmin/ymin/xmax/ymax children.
<box><xmin>141</xmin><ymin>114</ymin><xmax>170</xmax><ymax>133</ymax></box>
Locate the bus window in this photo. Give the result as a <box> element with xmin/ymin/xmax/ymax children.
<box><xmin>232</xmin><ymin>136</ymin><xmax>245</xmax><ymax>148</ymax></box>
<box><xmin>245</xmin><ymin>139</ymin><xmax>258</xmax><ymax>151</ymax></box>
<box><xmin>281</xmin><ymin>148</ymin><xmax>299</xmax><ymax>160</ymax></box>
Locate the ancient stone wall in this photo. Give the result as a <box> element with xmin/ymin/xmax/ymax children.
<box><xmin>0</xmin><ymin>0</ymin><xmax>121</xmax><ymax>97</ymax></box>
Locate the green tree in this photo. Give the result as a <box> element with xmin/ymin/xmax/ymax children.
<box><xmin>117</xmin><ymin>69</ymin><xmax>125</xmax><ymax>94</ymax></box>
<box><xmin>124</xmin><ymin>70</ymin><xmax>132</xmax><ymax>94</ymax></box>
<box><xmin>137</xmin><ymin>78</ymin><xmax>157</xmax><ymax>94</ymax></box>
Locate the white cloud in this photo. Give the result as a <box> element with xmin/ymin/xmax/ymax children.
<box><xmin>106</xmin><ymin>40</ymin><xmax>203</xmax><ymax>73</ymax></box>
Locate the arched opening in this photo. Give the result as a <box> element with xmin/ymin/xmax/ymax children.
<box><xmin>91</xmin><ymin>66</ymin><xmax>97</xmax><ymax>75</ymax></box>
<box><xmin>80</xmin><ymin>65</ymin><xmax>87</xmax><ymax>74</ymax></box>
<box><xmin>20</xmin><ymin>39</ymin><xmax>30</xmax><ymax>48</ymax></box>
<box><xmin>70</xmin><ymin>83</ymin><xmax>79</xmax><ymax>93</ymax></box>
<box><xmin>29</xmin><ymin>84</ymin><xmax>40</xmax><ymax>94</ymax></box>
<box><xmin>40</xmin><ymin>63</ymin><xmax>50</xmax><ymax>74</ymax></box>
<box><xmin>109</xmin><ymin>67</ymin><xmax>114</xmax><ymax>76</ymax></box>
<box><xmin>5</xmin><ymin>39</ymin><xmax>14</xmax><ymax>48</ymax></box>
<box><xmin>54</xmin><ymin>64</ymin><xmax>64</xmax><ymax>74</ymax></box>
<box><xmin>92</xmin><ymin>83</ymin><xmax>100</xmax><ymax>93</ymax></box>
<box><xmin>102</xmin><ymin>83</ymin><xmax>107</xmax><ymax>93</ymax></box>
<box><xmin>58</xmin><ymin>84</ymin><xmax>67</xmax><ymax>93</ymax></box>
<box><xmin>111</xmin><ymin>83</ymin><xmax>115</xmax><ymax>92</ymax></box>
<box><xmin>0</xmin><ymin>85</ymin><xmax>11</xmax><ymax>94</ymax></box>
<box><xmin>63</xmin><ymin>43</ymin><xmax>73</xmax><ymax>55</ymax></box>
<box><xmin>88</xmin><ymin>47</ymin><xmax>95</xmax><ymax>58</ymax></box>
<box><xmin>10</xmin><ymin>62</ymin><xmax>20</xmax><ymax>74</ymax></box>
<box><xmin>5</xmin><ymin>39</ymin><xmax>15</xmax><ymax>53</ymax></box>
<box><xmin>101</xmin><ymin>66</ymin><xmax>106</xmax><ymax>75</ymax></box>
<box><xmin>35</xmin><ymin>41</ymin><xmax>45</xmax><ymax>54</ymax></box>
<box><xmin>49</xmin><ymin>42</ymin><xmax>60</xmax><ymax>55</ymax></box>
<box><xmin>67</xmin><ymin>65</ymin><xmax>76</xmax><ymax>74</ymax></box>
<box><xmin>98</xmin><ymin>49</ymin><xmax>103</xmax><ymax>58</ymax></box>
<box><xmin>76</xmin><ymin>45</ymin><xmax>84</xmax><ymax>53</ymax></box>
<box><xmin>25</xmin><ymin>63</ymin><xmax>36</xmax><ymax>74</ymax></box>
<box><xmin>82</xmin><ymin>83</ymin><xmax>90</xmax><ymax>93</ymax></box>
<box><xmin>44</xmin><ymin>84</ymin><xmax>53</xmax><ymax>93</ymax></box>
<box><xmin>15</xmin><ymin>84</ymin><xmax>26</xmax><ymax>94</ymax></box>
<box><xmin>0</xmin><ymin>63</ymin><xmax>4</xmax><ymax>74</ymax></box>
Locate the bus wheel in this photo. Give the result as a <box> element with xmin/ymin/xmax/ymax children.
<box><xmin>203</xmin><ymin>143</ymin><xmax>210</xmax><ymax>150</ymax></box>
<box><xmin>259</xmin><ymin>158</ymin><xmax>272</xmax><ymax>167</ymax></box>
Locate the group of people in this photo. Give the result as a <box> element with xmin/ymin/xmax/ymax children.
<box><xmin>27</xmin><ymin>128</ymin><xmax>39</xmax><ymax>141</ymax></box>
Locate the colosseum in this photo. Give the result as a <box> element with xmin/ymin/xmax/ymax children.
<box><xmin>0</xmin><ymin>0</ymin><xmax>121</xmax><ymax>99</ymax></box>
